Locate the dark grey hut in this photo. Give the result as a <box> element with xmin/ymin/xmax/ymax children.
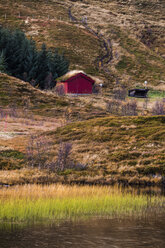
<box><xmin>128</xmin><ymin>89</ymin><xmax>149</xmax><ymax>98</ymax></box>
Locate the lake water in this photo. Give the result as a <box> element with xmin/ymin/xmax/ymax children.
<box><xmin>0</xmin><ymin>186</ymin><xmax>165</xmax><ymax>248</ymax></box>
<box><xmin>0</xmin><ymin>214</ymin><xmax>165</xmax><ymax>248</ymax></box>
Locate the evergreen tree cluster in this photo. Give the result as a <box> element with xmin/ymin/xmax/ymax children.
<box><xmin>0</xmin><ymin>28</ymin><xmax>69</xmax><ymax>89</ymax></box>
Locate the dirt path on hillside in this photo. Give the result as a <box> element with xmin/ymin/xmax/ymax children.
<box><xmin>0</xmin><ymin>115</ymin><xmax>62</xmax><ymax>151</ymax></box>
<box><xmin>68</xmin><ymin>4</ymin><xmax>114</xmax><ymax>79</ymax></box>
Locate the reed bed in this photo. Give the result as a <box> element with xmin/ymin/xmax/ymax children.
<box><xmin>0</xmin><ymin>184</ymin><xmax>164</xmax><ymax>222</ymax></box>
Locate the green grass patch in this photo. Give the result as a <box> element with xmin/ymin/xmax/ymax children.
<box><xmin>116</xmin><ymin>55</ymin><xmax>135</xmax><ymax>72</ymax></box>
<box><xmin>148</xmin><ymin>90</ymin><xmax>165</xmax><ymax>99</ymax></box>
<box><xmin>0</xmin><ymin>150</ymin><xmax>24</xmax><ymax>160</ymax></box>
<box><xmin>0</xmin><ymin>150</ymin><xmax>25</xmax><ymax>170</ymax></box>
<box><xmin>0</xmin><ymin>184</ymin><xmax>164</xmax><ymax>222</ymax></box>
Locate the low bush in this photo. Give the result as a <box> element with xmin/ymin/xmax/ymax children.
<box><xmin>48</xmin><ymin>142</ymin><xmax>88</xmax><ymax>172</ymax></box>
<box><xmin>106</xmin><ymin>99</ymin><xmax>138</xmax><ymax>116</ymax></box>
<box><xmin>106</xmin><ymin>99</ymin><xmax>121</xmax><ymax>115</ymax></box>
<box><xmin>92</xmin><ymin>84</ymin><xmax>100</xmax><ymax>94</ymax></box>
<box><xmin>121</xmin><ymin>100</ymin><xmax>138</xmax><ymax>116</ymax></box>
<box><xmin>26</xmin><ymin>135</ymin><xmax>51</xmax><ymax>169</ymax></box>
<box><xmin>113</xmin><ymin>86</ymin><xmax>127</xmax><ymax>100</ymax></box>
<box><xmin>55</xmin><ymin>84</ymin><xmax>65</xmax><ymax>96</ymax></box>
<box><xmin>26</xmin><ymin>136</ymin><xmax>88</xmax><ymax>172</ymax></box>
<box><xmin>152</xmin><ymin>100</ymin><xmax>165</xmax><ymax>115</ymax></box>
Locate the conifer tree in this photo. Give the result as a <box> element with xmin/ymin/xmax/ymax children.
<box><xmin>36</xmin><ymin>43</ymin><xmax>49</xmax><ymax>89</ymax></box>
<box><xmin>52</xmin><ymin>49</ymin><xmax>69</xmax><ymax>78</ymax></box>
<box><xmin>0</xmin><ymin>28</ymin><xmax>69</xmax><ymax>89</ymax></box>
<box><xmin>5</xmin><ymin>30</ymin><xmax>25</xmax><ymax>76</ymax></box>
<box><xmin>0</xmin><ymin>51</ymin><xmax>7</xmax><ymax>73</ymax></box>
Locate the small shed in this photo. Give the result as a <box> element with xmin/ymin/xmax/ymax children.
<box><xmin>56</xmin><ymin>72</ymin><xmax>95</xmax><ymax>95</ymax></box>
<box><xmin>128</xmin><ymin>89</ymin><xmax>149</xmax><ymax>98</ymax></box>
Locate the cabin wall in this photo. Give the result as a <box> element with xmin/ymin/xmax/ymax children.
<box><xmin>67</xmin><ymin>78</ymin><xmax>93</xmax><ymax>94</ymax></box>
<box><xmin>64</xmin><ymin>83</ymin><xmax>68</xmax><ymax>94</ymax></box>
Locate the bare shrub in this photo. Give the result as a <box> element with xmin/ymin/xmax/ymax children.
<box><xmin>55</xmin><ymin>142</ymin><xmax>72</xmax><ymax>171</ymax></box>
<box><xmin>106</xmin><ymin>99</ymin><xmax>121</xmax><ymax>115</ymax></box>
<box><xmin>64</xmin><ymin>108</ymin><xmax>72</xmax><ymax>123</ymax></box>
<box><xmin>139</xmin><ymin>25</ymin><xmax>156</xmax><ymax>48</ymax></box>
<box><xmin>121</xmin><ymin>100</ymin><xmax>138</xmax><ymax>116</ymax></box>
<box><xmin>113</xmin><ymin>86</ymin><xmax>127</xmax><ymax>101</ymax></box>
<box><xmin>55</xmin><ymin>84</ymin><xmax>65</xmax><ymax>96</ymax></box>
<box><xmin>26</xmin><ymin>135</ymin><xmax>51</xmax><ymax>169</ymax></box>
<box><xmin>26</xmin><ymin>138</ymin><xmax>87</xmax><ymax>172</ymax></box>
<box><xmin>44</xmin><ymin>72</ymin><xmax>56</xmax><ymax>89</ymax></box>
<box><xmin>0</xmin><ymin>107</ymin><xmax>5</xmax><ymax>119</ymax></box>
<box><xmin>9</xmin><ymin>104</ymin><xmax>18</xmax><ymax>118</ymax></box>
<box><xmin>48</xmin><ymin>142</ymin><xmax>88</xmax><ymax>172</ymax></box>
<box><xmin>143</xmin><ymin>97</ymin><xmax>149</xmax><ymax>110</ymax></box>
<box><xmin>152</xmin><ymin>101</ymin><xmax>165</xmax><ymax>115</ymax></box>
<box><xmin>0</xmin><ymin>107</ymin><xmax>18</xmax><ymax>119</ymax></box>
<box><xmin>75</xmin><ymin>163</ymin><xmax>89</xmax><ymax>170</ymax></box>
<box><xmin>92</xmin><ymin>84</ymin><xmax>100</xmax><ymax>94</ymax></box>
<box><xmin>107</xmin><ymin>99</ymin><xmax>138</xmax><ymax>116</ymax></box>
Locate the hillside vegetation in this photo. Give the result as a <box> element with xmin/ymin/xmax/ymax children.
<box><xmin>0</xmin><ymin>0</ymin><xmax>165</xmax><ymax>186</ymax></box>
<box><xmin>0</xmin><ymin>103</ymin><xmax>165</xmax><ymax>186</ymax></box>
<box><xmin>46</xmin><ymin>115</ymin><xmax>165</xmax><ymax>185</ymax></box>
<box><xmin>0</xmin><ymin>73</ymin><xmax>107</xmax><ymax>173</ymax></box>
<box><xmin>0</xmin><ymin>73</ymin><xmax>107</xmax><ymax>118</ymax></box>
<box><xmin>0</xmin><ymin>0</ymin><xmax>164</xmax><ymax>89</ymax></box>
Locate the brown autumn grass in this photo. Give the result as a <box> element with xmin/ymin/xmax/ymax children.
<box><xmin>0</xmin><ymin>0</ymin><xmax>165</xmax><ymax>189</ymax></box>
<box><xmin>45</xmin><ymin>115</ymin><xmax>165</xmax><ymax>186</ymax></box>
<box><xmin>0</xmin><ymin>72</ymin><xmax>164</xmax><ymax>186</ymax></box>
<box><xmin>0</xmin><ymin>110</ymin><xmax>164</xmax><ymax>186</ymax></box>
<box><xmin>0</xmin><ymin>0</ymin><xmax>165</xmax><ymax>88</ymax></box>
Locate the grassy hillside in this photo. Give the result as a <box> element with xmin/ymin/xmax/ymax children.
<box><xmin>0</xmin><ymin>73</ymin><xmax>107</xmax><ymax>118</ymax></box>
<box><xmin>0</xmin><ymin>0</ymin><xmax>165</xmax><ymax>187</ymax></box>
<box><xmin>0</xmin><ymin>114</ymin><xmax>164</xmax><ymax>186</ymax></box>
<box><xmin>0</xmin><ymin>0</ymin><xmax>164</xmax><ymax>89</ymax></box>
<box><xmin>46</xmin><ymin>115</ymin><xmax>165</xmax><ymax>185</ymax></box>
<box><xmin>0</xmin><ymin>73</ymin><xmax>107</xmax><ymax>172</ymax></box>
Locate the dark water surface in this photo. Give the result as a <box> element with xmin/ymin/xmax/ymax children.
<box><xmin>0</xmin><ymin>214</ymin><xmax>165</xmax><ymax>248</ymax></box>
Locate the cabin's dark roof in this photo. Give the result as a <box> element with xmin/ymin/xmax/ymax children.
<box><xmin>129</xmin><ymin>89</ymin><xmax>149</xmax><ymax>93</ymax></box>
<box><xmin>128</xmin><ymin>89</ymin><xmax>149</xmax><ymax>98</ymax></box>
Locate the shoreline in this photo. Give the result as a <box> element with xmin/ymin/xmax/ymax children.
<box><xmin>0</xmin><ymin>168</ymin><xmax>165</xmax><ymax>188</ymax></box>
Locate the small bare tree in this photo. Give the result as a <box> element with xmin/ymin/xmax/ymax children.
<box><xmin>92</xmin><ymin>84</ymin><xmax>100</xmax><ymax>94</ymax></box>
<box><xmin>0</xmin><ymin>107</ymin><xmax>5</xmax><ymax>119</ymax></box>
<box><xmin>55</xmin><ymin>142</ymin><xmax>73</xmax><ymax>171</ymax></box>
<box><xmin>26</xmin><ymin>136</ymin><xmax>88</xmax><ymax>171</ymax></box>
<box><xmin>55</xmin><ymin>84</ymin><xmax>65</xmax><ymax>96</ymax></box>
<box><xmin>9</xmin><ymin>104</ymin><xmax>18</xmax><ymax>118</ymax></box>
<box><xmin>26</xmin><ymin>135</ymin><xmax>50</xmax><ymax>168</ymax></box>
<box><xmin>113</xmin><ymin>86</ymin><xmax>127</xmax><ymax>101</ymax></box>
<box><xmin>139</xmin><ymin>25</ymin><xmax>156</xmax><ymax>48</ymax></box>
<box><xmin>152</xmin><ymin>101</ymin><xmax>165</xmax><ymax>115</ymax></box>
<box><xmin>48</xmin><ymin>142</ymin><xmax>88</xmax><ymax>172</ymax></box>
<box><xmin>106</xmin><ymin>99</ymin><xmax>121</xmax><ymax>115</ymax></box>
<box><xmin>143</xmin><ymin>97</ymin><xmax>149</xmax><ymax>110</ymax></box>
<box><xmin>44</xmin><ymin>72</ymin><xmax>56</xmax><ymax>89</ymax></box>
<box><xmin>121</xmin><ymin>100</ymin><xmax>138</xmax><ymax>116</ymax></box>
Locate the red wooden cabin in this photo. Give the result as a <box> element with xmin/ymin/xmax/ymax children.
<box><xmin>56</xmin><ymin>73</ymin><xmax>95</xmax><ymax>94</ymax></box>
